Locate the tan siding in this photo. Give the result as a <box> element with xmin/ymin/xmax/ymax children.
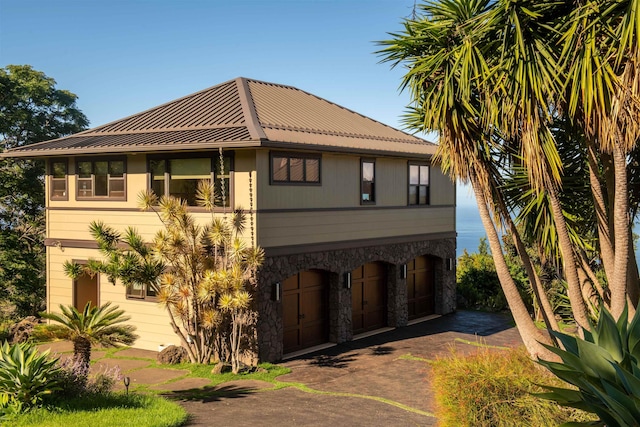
<box><xmin>257</xmin><ymin>206</ymin><xmax>455</xmax><ymax>248</ymax></box>
<box><xmin>430</xmin><ymin>166</ymin><xmax>456</xmax><ymax>205</ymax></box>
<box><xmin>46</xmin><ymin>246</ymin><xmax>177</xmax><ymax>351</ymax></box>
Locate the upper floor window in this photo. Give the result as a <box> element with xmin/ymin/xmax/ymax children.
<box><xmin>50</xmin><ymin>159</ymin><xmax>68</xmax><ymax>200</ymax></box>
<box><xmin>409</xmin><ymin>163</ymin><xmax>430</xmax><ymax>205</ymax></box>
<box><xmin>361</xmin><ymin>159</ymin><xmax>375</xmax><ymax>204</ymax></box>
<box><xmin>270</xmin><ymin>152</ymin><xmax>321</xmax><ymax>184</ymax></box>
<box><xmin>149</xmin><ymin>153</ymin><xmax>232</xmax><ymax>207</ymax></box>
<box><xmin>77</xmin><ymin>158</ymin><xmax>126</xmax><ymax>200</ymax></box>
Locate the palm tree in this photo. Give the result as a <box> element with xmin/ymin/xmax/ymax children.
<box><xmin>41</xmin><ymin>302</ymin><xmax>137</xmax><ymax>374</ymax></box>
<box><xmin>379</xmin><ymin>0</ymin><xmax>555</xmax><ymax>358</ymax></box>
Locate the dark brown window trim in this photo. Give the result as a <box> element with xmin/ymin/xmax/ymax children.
<box><xmin>360</xmin><ymin>158</ymin><xmax>376</xmax><ymax>205</ymax></box>
<box><xmin>408</xmin><ymin>161</ymin><xmax>430</xmax><ymax>206</ymax></box>
<box><xmin>125</xmin><ymin>284</ymin><xmax>158</xmax><ymax>302</ymax></box>
<box><xmin>269</xmin><ymin>151</ymin><xmax>322</xmax><ymax>186</ymax></box>
<box><xmin>75</xmin><ymin>156</ymin><xmax>127</xmax><ymax>201</ymax></box>
<box><xmin>49</xmin><ymin>158</ymin><xmax>69</xmax><ymax>201</ymax></box>
<box><xmin>146</xmin><ymin>152</ymin><xmax>234</xmax><ymax>210</ymax></box>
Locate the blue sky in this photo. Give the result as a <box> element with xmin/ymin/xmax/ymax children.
<box><xmin>0</xmin><ymin>0</ymin><xmax>476</xmax><ymax>206</ymax></box>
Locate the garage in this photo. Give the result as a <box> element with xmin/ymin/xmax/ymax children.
<box><xmin>351</xmin><ymin>262</ymin><xmax>387</xmax><ymax>334</ymax></box>
<box><xmin>282</xmin><ymin>269</ymin><xmax>330</xmax><ymax>354</ymax></box>
<box><xmin>406</xmin><ymin>255</ymin><xmax>436</xmax><ymax>320</ymax></box>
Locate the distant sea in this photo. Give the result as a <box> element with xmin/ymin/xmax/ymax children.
<box><xmin>456</xmin><ymin>204</ymin><xmax>487</xmax><ymax>258</ymax></box>
<box><xmin>455</xmin><ymin>203</ymin><xmax>640</xmax><ymax>262</ymax></box>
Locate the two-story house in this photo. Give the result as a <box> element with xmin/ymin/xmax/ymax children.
<box><xmin>3</xmin><ymin>77</ymin><xmax>456</xmax><ymax>361</ymax></box>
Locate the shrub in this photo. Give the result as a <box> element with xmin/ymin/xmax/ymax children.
<box><xmin>53</xmin><ymin>357</ymin><xmax>122</xmax><ymax>398</ymax></box>
<box><xmin>431</xmin><ymin>346</ymin><xmax>594</xmax><ymax>426</ymax></box>
<box><xmin>0</xmin><ymin>341</ymin><xmax>60</xmax><ymax>414</ymax></box>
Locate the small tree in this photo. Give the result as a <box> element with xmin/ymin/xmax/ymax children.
<box><xmin>64</xmin><ymin>182</ymin><xmax>264</xmax><ymax>367</ymax></box>
<box><xmin>40</xmin><ymin>302</ymin><xmax>137</xmax><ymax>379</ymax></box>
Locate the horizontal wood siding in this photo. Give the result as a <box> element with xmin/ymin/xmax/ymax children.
<box><xmin>47</xmin><ymin>247</ymin><xmax>177</xmax><ymax>351</ymax></box>
<box><xmin>257</xmin><ymin>150</ymin><xmax>454</xmax><ymax>209</ymax></box>
<box><xmin>430</xmin><ymin>167</ymin><xmax>456</xmax><ymax>205</ymax></box>
<box><xmin>257</xmin><ymin>206</ymin><xmax>455</xmax><ymax>248</ymax></box>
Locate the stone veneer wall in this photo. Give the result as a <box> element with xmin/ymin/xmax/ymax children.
<box><xmin>256</xmin><ymin>237</ymin><xmax>456</xmax><ymax>362</ymax></box>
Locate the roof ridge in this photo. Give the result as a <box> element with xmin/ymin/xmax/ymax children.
<box><xmin>236</xmin><ymin>78</ymin><xmax>267</xmax><ymax>140</ymax></box>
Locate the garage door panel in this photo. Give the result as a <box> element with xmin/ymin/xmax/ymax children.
<box><xmin>352</xmin><ymin>262</ymin><xmax>387</xmax><ymax>334</ymax></box>
<box><xmin>407</xmin><ymin>256</ymin><xmax>435</xmax><ymax>320</ymax></box>
<box><xmin>282</xmin><ymin>270</ymin><xmax>330</xmax><ymax>354</ymax></box>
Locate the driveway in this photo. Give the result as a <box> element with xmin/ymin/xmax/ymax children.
<box><xmin>178</xmin><ymin>310</ymin><xmax>522</xmax><ymax>426</ymax></box>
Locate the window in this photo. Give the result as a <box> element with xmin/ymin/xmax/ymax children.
<box><xmin>50</xmin><ymin>159</ymin><xmax>68</xmax><ymax>200</ymax></box>
<box><xmin>76</xmin><ymin>158</ymin><xmax>126</xmax><ymax>199</ymax></box>
<box><xmin>126</xmin><ymin>282</ymin><xmax>157</xmax><ymax>301</ymax></box>
<box><xmin>361</xmin><ymin>159</ymin><xmax>375</xmax><ymax>204</ymax></box>
<box><xmin>270</xmin><ymin>152</ymin><xmax>321</xmax><ymax>184</ymax></box>
<box><xmin>149</xmin><ymin>153</ymin><xmax>233</xmax><ymax>207</ymax></box>
<box><xmin>409</xmin><ymin>163</ymin><xmax>430</xmax><ymax>205</ymax></box>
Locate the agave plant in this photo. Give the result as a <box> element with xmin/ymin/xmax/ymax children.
<box><xmin>537</xmin><ymin>305</ymin><xmax>640</xmax><ymax>426</ymax></box>
<box><xmin>0</xmin><ymin>341</ymin><xmax>60</xmax><ymax>412</ymax></box>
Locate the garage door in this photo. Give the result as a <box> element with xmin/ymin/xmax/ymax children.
<box><xmin>282</xmin><ymin>270</ymin><xmax>330</xmax><ymax>354</ymax></box>
<box><xmin>351</xmin><ymin>262</ymin><xmax>387</xmax><ymax>334</ymax></box>
<box><xmin>407</xmin><ymin>255</ymin><xmax>435</xmax><ymax>320</ymax></box>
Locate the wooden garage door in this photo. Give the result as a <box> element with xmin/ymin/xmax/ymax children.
<box><xmin>407</xmin><ymin>255</ymin><xmax>435</xmax><ymax>320</ymax></box>
<box><xmin>351</xmin><ymin>262</ymin><xmax>387</xmax><ymax>334</ymax></box>
<box><xmin>282</xmin><ymin>270</ymin><xmax>330</xmax><ymax>354</ymax></box>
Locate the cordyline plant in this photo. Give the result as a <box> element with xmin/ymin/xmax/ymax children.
<box><xmin>64</xmin><ymin>181</ymin><xmax>264</xmax><ymax>371</ymax></box>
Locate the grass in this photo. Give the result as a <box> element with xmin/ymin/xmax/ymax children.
<box><xmin>430</xmin><ymin>346</ymin><xmax>596</xmax><ymax>427</ymax></box>
<box><xmin>9</xmin><ymin>393</ymin><xmax>188</xmax><ymax>427</ymax></box>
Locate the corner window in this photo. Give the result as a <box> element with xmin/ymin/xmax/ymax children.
<box><xmin>409</xmin><ymin>163</ymin><xmax>430</xmax><ymax>205</ymax></box>
<box><xmin>361</xmin><ymin>159</ymin><xmax>375</xmax><ymax>204</ymax></box>
<box><xmin>50</xmin><ymin>159</ymin><xmax>68</xmax><ymax>200</ymax></box>
<box><xmin>126</xmin><ymin>282</ymin><xmax>157</xmax><ymax>301</ymax></box>
<box><xmin>149</xmin><ymin>153</ymin><xmax>233</xmax><ymax>207</ymax></box>
<box><xmin>76</xmin><ymin>158</ymin><xmax>126</xmax><ymax>200</ymax></box>
<box><xmin>270</xmin><ymin>152</ymin><xmax>321</xmax><ymax>184</ymax></box>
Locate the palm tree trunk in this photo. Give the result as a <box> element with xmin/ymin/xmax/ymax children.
<box><xmin>471</xmin><ymin>175</ymin><xmax>555</xmax><ymax>359</ymax></box>
<box><xmin>546</xmin><ymin>183</ymin><xmax>590</xmax><ymax>332</ymax></box>
<box><xmin>587</xmin><ymin>144</ymin><xmax>615</xmax><ymax>281</ymax></box>
<box><xmin>73</xmin><ymin>336</ymin><xmax>92</xmax><ymax>377</ymax></box>
<box><xmin>610</xmin><ymin>144</ymin><xmax>630</xmax><ymax>318</ymax></box>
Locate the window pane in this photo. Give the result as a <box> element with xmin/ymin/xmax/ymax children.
<box><xmin>420</xmin><ymin>166</ymin><xmax>429</xmax><ymax>185</ymax></box>
<box><xmin>78</xmin><ymin>161</ymin><xmax>92</xmax><ymax>178</ymax></box>
<box><xmin>362</xmin><ymin>182</ymin><xmax>374</xmax><ymax>201</ymax></box>
<box><xmin>150</xmin><ymin>159</ymin><xmax>166</xmax><ymax>197</ymax></box>
<box><xmin>109</xmin><ymin>160</ymin><xmax>124</xmax><ymax>177</ymax></box>
<box><xmin>305</xmin><ymin>158</ymin><xmax>319</xmax><ymax>182</ymax></box>
<box><xmin>95</xmin><ymin>161</ymin><xmax>108</xmax><ymax>176</ymax></box>
<box><xmin>290</xmin><ymin>158</ymin><xmax>304</xmax><ymax>181</ymax></box>
<box><xmin>419</xmin><ymin>186</ymin><xmax>428</xmax><ymax>204</ymax></box>
<box><xmin>170</xmin><ymin>179</ymin><xmax>199</xmax><ymax>206</ymax></box>
<box><xmin>126</xmin><ymin>283</ymin><xmax>144</xmax><ymax>298</ymax></box>
<box><xmin>52</xmin><ymin>162</ymin><xmax>66</xmax><ymax>178</ymax></box>
<box><xmin>409</xmin><ymin>165</ymin><xmax>419</xmax><ymax>185</ymax></box>
<box><xmin>170</xmin><ymin>158</ymin><xmax>210</xmax><ymax>179</ymax></box>
<box><xmin>214</xmin><ymin>178</ymin><xmax>231</xmax><ymax>207</ymax></box>
<box><xmin>109</xmin><ymin>178</ymin><xmax>125</xmax><ymax>197</ymax></box>
<box><xmin>362</xmin><ymin>162</ymin><xmax>374</xmax><ymax>183</ymax></box>
<box><xmin>95</xmin><ymin>175</ymin><xmax>108</xmax><ymax>196</ymax></box>
<box><xmin>272</xmin><ymin>156</ymin><xmax>288</xmax><ymax>181</ymax></box>
<box><xmin>409</xmin><ymin>185</ymin><xmax>417</xmax><ymax>205</ymax></box>
<box><xmin>52</xmin><ymin>179</ymin><xmax>66</xmax><ymax>198</ymax></box>
<box><xmin>78</xmin><ymin>178</ymin><xmax>92</xmax><ymax>197</ymax></box>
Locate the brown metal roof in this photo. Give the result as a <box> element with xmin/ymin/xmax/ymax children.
<box><xmin>3</xmin><ymin>77</ymin><xmax>435</xmax><ymax>158</ymax></box>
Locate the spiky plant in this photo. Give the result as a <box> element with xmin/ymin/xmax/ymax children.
<box><xmin>538</xmin><ymin>304</ymin><xmax>640</xmax><ymax>426</ymax></box>
<box><xmin>40</xmin><ymin>302</ymin><xmax>137</xmax><ymax>376</ymax></box>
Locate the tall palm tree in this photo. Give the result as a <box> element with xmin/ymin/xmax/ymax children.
<box><xmin>379</xmin><ymin>0</ymin><xmax>555</xmax><ymax>358</ymax></box>
<box><xmin>41</xmin><ymin>302</ymin><xmax>137</xmax><ymax>374</ymax></box>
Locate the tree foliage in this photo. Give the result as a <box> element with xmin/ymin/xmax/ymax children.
<box><xmin>64</xmin><ymin>182</ymin><xmax>264</xmax><ymax>370</ymax></box>
<box><xmin>0</xmin><ymin>65</ymin><xmax>88</xmax><ymax>319</ymax></box>
<box><xmin>379</xmin><ymin>0</ymin><xmax>640</xmax><ymax>361</ymax></box>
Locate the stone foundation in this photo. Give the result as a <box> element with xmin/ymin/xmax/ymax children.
<box><xmin>256</xmin><ymin>237</ymin><xmax>456</xmax><ymax>362</ymax></box>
